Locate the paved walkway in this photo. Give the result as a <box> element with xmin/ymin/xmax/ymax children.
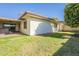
<box><xmin>0</xmin><ymin>33</ymin><xmax>22</xmax><ymax>38</ymax></box>
<box><xmin>71</xmin><ymin>34</ymin><xmax>79</xmax><ymax>37</ymax></box>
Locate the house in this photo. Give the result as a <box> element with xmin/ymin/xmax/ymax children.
<box><xmin>0</xmin><ymin>11</ymin><xmax>59</xmax><ymax>35</ymax></box>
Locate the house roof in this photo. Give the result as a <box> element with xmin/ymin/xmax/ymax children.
<box><xmin>19</xmin><ymin>11</ymin><xmax>59</xmax><ymax>24</ymax></box>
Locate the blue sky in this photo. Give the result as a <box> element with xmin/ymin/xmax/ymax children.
<box><xmin>0</xmin><ymin>3</ymin><xmax>66</xmax><ymax>21</ymax></box>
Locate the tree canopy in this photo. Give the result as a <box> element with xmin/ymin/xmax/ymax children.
<box><xmin>64</xmin><ymin>4</ymin><xmax>79</xmax><ymax>27</ymax></box>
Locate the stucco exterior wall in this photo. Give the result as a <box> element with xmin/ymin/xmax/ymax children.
<box><xmin>15</xmin><ymin>24</ymin><xmax>20</xmax><ymax>31</ymax></box>
<box><xmin>29</xmin><ymin>18</ymin><xmax>54</xmax><ymax>35</ymax></box>
<box><xmin>62</xmin><ymin>25</ymin><xmax>79</xmax><ymax>31</ymax></box>
<box><xmin>20</xmin><ymin>20</ymin><xmax>30</xmax><ymax>35</ymax></box>
<box><xmin>57</xmin><ymin>23</ymin><xmax>64</xmax><ymax>31</ymax></box>
<box><xmin>57</xmin><ymin>22</ymin><xmax>79</xmax><ymax>32</ymax></box>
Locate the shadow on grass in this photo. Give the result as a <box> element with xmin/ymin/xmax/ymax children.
<box><xmin>37</xmin><ymin>32</ymin><xmax>79</xmax><ymax>56</ymax></box>
<box><xmin>38</xmin><ymin>32</ymin><xmax>74</xmax><ymax>39</ymax></box>
<box><xmin>53</xmin><ymin>33</ymin><xmax>79</xmax><ymax>56</ymax></box>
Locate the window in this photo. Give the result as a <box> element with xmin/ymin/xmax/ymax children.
<box><xmin>24</xmin><ymin>21</ymin><xmax>27</xmax><ymax>29</ymax></box>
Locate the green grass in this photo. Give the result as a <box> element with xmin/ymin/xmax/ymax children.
<box><xmin>0</xmin><ymin>32</ymin><xmax>79</xmax><ymax>56</ymax></box>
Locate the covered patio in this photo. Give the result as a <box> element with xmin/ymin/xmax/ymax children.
<box><xmin>0</xmin><ymin>17</ymin><xmax>21</xmax><ymax>34</ymax></box>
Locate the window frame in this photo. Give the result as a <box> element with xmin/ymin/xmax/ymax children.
<box><xmin>24</xmin><ymin>21</ymin><xmax>27</xmax><ymax>29</ymax></box>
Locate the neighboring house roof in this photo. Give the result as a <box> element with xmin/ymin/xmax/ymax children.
<box><xmin>0</xmin><ymin>17</ymin><xmax>21</xmax><ymax>23</ymax></box>
<box><xmin>59</xmin><ymin>21</ymin><xmax>64</xmax><ymax>23</ymax></box>
<box><xmin>19</xmin><ymin>11</ymin><xmax>59</xmax><ymax>24</ymax></box>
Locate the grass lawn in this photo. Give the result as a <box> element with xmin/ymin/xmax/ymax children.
<box><xmin>0</xmin><ymin>32</ymin><xmax>79</xmax><ymax>56</ymax></box>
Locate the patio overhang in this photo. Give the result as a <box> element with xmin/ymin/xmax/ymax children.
<box><xmin>0</xmin><ymin>17</ymin><xmax>21</xmax><ymax>24</ymax></box>
<box><xmin>0</xmin><ymin>17</ymin><xmax>21</xmax><ymax>33</ymax></box>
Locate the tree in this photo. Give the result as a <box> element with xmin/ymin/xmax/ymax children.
<box><xmin>64</xmin><ymin>4</ymin><xmax>79</xmax><ymax>27</ymax></box>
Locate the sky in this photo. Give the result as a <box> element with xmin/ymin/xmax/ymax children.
<box><xmin>0</xmin><ymin>3</ymin><xmax>66</xmax><ymax>21</ymax></box>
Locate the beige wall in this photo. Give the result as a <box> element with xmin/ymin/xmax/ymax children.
<box><xmin>58</xmin><ymin>23</ymin><xmax>79</xmax><ymax>31</ymax></box>
<box><xmin>63</xmin><ymin>25</ymin><xmax>79</xmax><ymax>31</ymax></box>
<box><xmin>15</xmin><ymin>24</ymin><xmax>20</xmax><ymax>31</ymax></box>
<box><xmin>20</xmin><ymin>20</ymin><xmax>30</xmax><ymax>35</ymax></box>
<box><xmin>58</xmin><ymin>23</ymin><xmax>64</xmax><ymax>31</ymax></box>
